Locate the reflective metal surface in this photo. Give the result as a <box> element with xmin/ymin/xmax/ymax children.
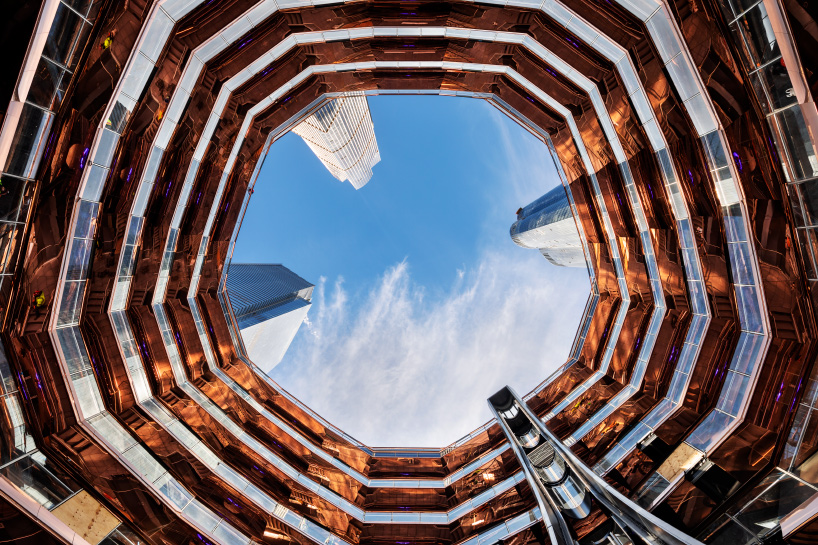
<box><xmin>1</xmin><ymin>0</ymin><xmax>817</xmax><ymax>542</ymax></box>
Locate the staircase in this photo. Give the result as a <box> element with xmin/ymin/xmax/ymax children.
<box><xmin>712</xmin><ymin>294</ymin><xmax>734</xmax><ymax>320</ymax></box>
<box><xmin>85</xmin><ymin>280</ymin><xmax>111</xmax><ymax>315</ymax></box>
<box><xmin>771</xmin><ymin>310</ymin><xmax>800</xmax><ymax>341</ymax></box>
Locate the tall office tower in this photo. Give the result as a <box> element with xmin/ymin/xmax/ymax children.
<box><xmin>6</xmin><ymin>1</ymin><xmax>818</xmax><ymax>544</ymax></box>
<box><xmin>292</xmin><ymin>93</ymin><xmax>381</xmax><ymax>189</ymax></box>
<box><xmin>511</xmin><ymin>185</ymin><xmax>585</xmax><ymax>267</ymax></box>
<box><xmin>224</xmin><ymin>264</ymin><xmax>313</xmax><ymax>374</ymax></box>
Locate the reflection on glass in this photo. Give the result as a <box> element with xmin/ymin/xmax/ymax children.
<box><xmin>28</xmin><ymin>57</ymin><xmax>65</xmax><ymax>109</ymax></box>
<box><xmin>701</xmin><ymin>468</ymin><xmax>818</xmax><ymax>544</ymax></box>
<box><xmin>798</xmin><ymin>180</ymin><xmax>818</xmax><ymax>226</ymax></box>
<box><xmin>735</xmin><ymin>5</ymin><xmax>779</xmax><ymax>65</ymax></box>
<box><xmin>4</xmin><ymin>105</ymin><xmax>53</xmax><ymax>179</ymax></box>
<box><xmin>0</xmin><ymin>457</ymin><xmax>72</xmax><ymax>510</ymax></box>
<box><xmin>45</xmin><ymin>3</ymin><xmax>86</xmax><ymax>67</ymax></box>
<box><xmin>685</xmin><ymin>409</ymin><xmax>734</xmax><ymax>451</ymax></box>
<box><xmin>727</xmin><ymin>0</ymin><xmax>764</xmax><ymax>13</ymax></box>
<box><xmin>0</xmin><ymin>175</ymin><xmax>26</xmax><ymax>223</ymax></box>
<box><xmin>635</xmin><ymin>473</ymin><xmax>670</xmax><ymax>508</ymax></box>
<box><xmin>703</xmin><ymin>513</ymin><xmax>757</xmax><ymax>545</ymax></box>
<box><xmin>754</xmin><ymin>61</ymin><xmax>797</xmax><ymax>113</ymax></box>
<box><xmin>735</xmin><ymin>474</ymin><xmax>817</xmax><ymax>533</ymax></box>
<box><xmin>777</xmin><ymin>106</ymin><xmax>818</xmax><ymax>181</ymax></box>
<box><xmin>63</xmin><ymin>0</ymin><xmax>95</xmax><ymax>17</ymax></box>
<box><xmin>99</xmin><ymin>527</ymin><xmax>142</xmax><ymax>545</ymax></box>
<box><xmin>796</xmin><ymin>228</ymin><xmax>817</xmax><ymax>278</ymax></box>
<box><xmin>0</xmin><ymin>224</ymin><xmax>19</xmax><ymax>275</ymax></box>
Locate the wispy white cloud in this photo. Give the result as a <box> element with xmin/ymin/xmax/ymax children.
<box><xmin>268</xmin><ymin>104</ymin><xmax>589</xmax><ymax>447</ymax></box>
<box><xmin>272</xmin><ymin>248</ymin><xmax>588</xmax><ymax>447</ymax></box>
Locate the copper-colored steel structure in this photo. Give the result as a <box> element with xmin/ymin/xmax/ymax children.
<box><xmin>1</xmin><ymin>0</ymin><xmax>818</xmax><ymax>544</ymax></box>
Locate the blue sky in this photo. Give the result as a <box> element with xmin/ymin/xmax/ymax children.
<box><xmin>233</xmin><ymin>95</ymin><xmax>589</xmax><ymax>447</ymax></box>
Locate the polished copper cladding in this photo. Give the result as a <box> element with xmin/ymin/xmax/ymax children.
<box><xmin>1</xmin><ymin>0</ymin><xmax>818</xmax><ymax>544</ymax></box>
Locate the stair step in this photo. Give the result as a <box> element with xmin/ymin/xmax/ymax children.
<box><xmin>771</xmin><ymin>311</ymin><xmax>800</xmax><ymax>341</ymax></box>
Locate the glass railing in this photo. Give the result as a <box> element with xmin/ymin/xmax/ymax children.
<box><xmin>0</xmin><ymin>341</ymin><xmax>35</xmax><ymax>464</ymax></box>
<box><xmin>171</xmin><ymin>18</ymin><xmax>708</xmax><ymax>473</ymax></box>
<box><xmin>102</xmin><ymin>8</ymin><xmax>700</xmax><ymax>487</ymax></box>
<box><xmin>0</xmin><ymin>340</ymin><xmax>78</xmax><ymax>532</ymax></box>
<box><xmin>96</xmin><ymin>8</ymin><xmax>530</xmax><ymax>534</ymax></box>
<box><xmin>54</xmin><ymin>185</ymin><xmax>258</xmax><ymax>545</ymax></box>
<box><xmin>46</xmin><ymin>3</ymin><xmax>274</xmax><ymax>544</ymax></box>
<box><xmin>0</xmin><ymin>447</ymin><xmax>145</xmax><ymax>545</ymax></box>
<box><xmin>0</xmin><ymin>0</ymin><xmax>98</xmax><ymax>317</ymax></box>
<box><xmin>144</xmin><ymin>22</ymin><xmax>606</xmax><ymax>472</ymax></box>
<box><xmin>100</xmin><ymin>50</ymin><xmax>523</xmax><ymax>532</ymax></box>
<box><xmin>699</xmin><ymin>466</ymin><xmax>818</xmax><ymax>544</ymax></box>
<box><xmin>510</xmin><ymin>1</ymin><xmax>711</xmax><ymax>458</ymax></box>
<box><xmin>455</xmin><ymin>507</ymin><xmax>542</xmax><ymax>545</ymax></box>
<box><xmin>0</xmin><ymin>1</ymin><xmax>150</xmax><ymax>542</ymax></box>
<box><xmin>601</xmin><ymin>0</ymin><xmax>771</xmax><ymax>508</ymax></box>
<box><xmin>715</xmin><ymin>0</ymin><xmax>818</xmax><ymax>474</ymax></box>
<box><xmin>516</xmin><ymin>40</ymin><xmax>668</xmax><ymax>440</ymax></box>
<box><xmin>53</xmin><ymin>2</ymin><xmax>732</xmax><ymax>536</ymax></box>
<box><xmin>502</xmin><ymin>68</ymin><xmax>633</xmax><ymax>426</ymax></box>
<box><xmin>129</xmin><ymin>22</ymin><xmax>515</xmax><ymax>486</ymax></box>
<box><xmin>688</xmin><ymin>1</ymin><xmax>818</xmax><ymax>540</ymax></box>
<box><xmin>180</xmin><ymin>57</ymin><xmax>620</xmax><ymax>452</ymax></box>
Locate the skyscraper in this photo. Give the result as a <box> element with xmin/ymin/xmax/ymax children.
<box><xmin>224</xmin><ymin>264</ymin><xmax>313</xmax><ymax>374</ymax></box>
<box><xmin>292</xmin><ymin>93</ymin><xmax>381</xmax><ymax>189</ymax></box>
<box><xmin>3</xmin><ymin>1</ymin><xmax>818</xmax><ymax>544</ymax></box>
<box><xmin>511</xmin><ymin>185</ymin><xmax>585</xmax><ymax>267</ymax></box>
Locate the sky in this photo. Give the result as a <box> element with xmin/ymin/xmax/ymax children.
<box><xmin>232</xmin><ymin>95</ymin><xmax>589</xmax><ymax>447</ymax></box>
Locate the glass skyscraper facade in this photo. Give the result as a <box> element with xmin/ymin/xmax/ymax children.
<box><xmin>292</xmin><ymin>93</ymin><xmax>381</xmax><ymax>189</ymax></box>
<box><xmin>224</xmin><ymin>264</ymin><xmax>313</xmax><ymax>374</ymax></box>
<box><xmin>511</xmin><ymin>185</ymin><xmax>585</xmax><ymax>267</ymax></box>
<box><xmin>2</xmin><ymin>1</ymin><xmax>818</xmax><ymax>544</ymax></box>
